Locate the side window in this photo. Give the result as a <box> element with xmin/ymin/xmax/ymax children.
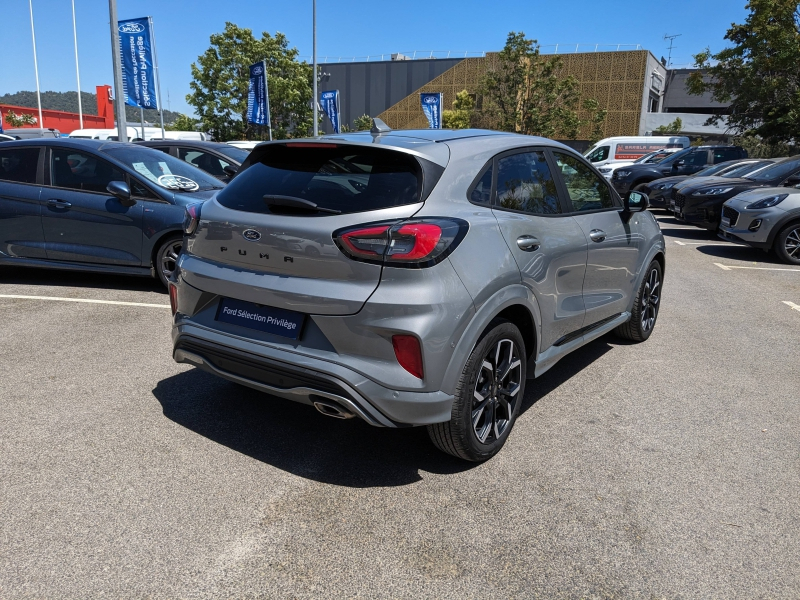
<box><xmin>469</xmin><ymin>166</ymin><xmax>492</xmax><ymax>205</ymax></box>
<box><xmin>0</xmin><ymin>147</ymin><xmax>39</xmax><ymax>183</ymax></box>
<box><xmin>552</xmin><ymin>152</ymin><xmax>614</xmax><ymax>211</ymax></box>
<box><xmin>713</xmin><ymin>148</ymin><xmax>738</xmax><ymax>163</ymax></box>
<box><xmin>129</xmin><ymin>178</ymin><xmax>159</xmax><ymax>200</ymax></box>
<box><xmin>50</xmin><ymin>149</ymin><xmax>125</xmax><ymax>193</ymax></box>
<box><xmin>586</xmin><ymin>145</ymin><xmax>610</xmax><ymax>163</ymax></box>
<box><xmin>179</xmin><ymin>148</ymin><xmax>229</xmax><ymax>177</ymax></box>
<box><xmin>151</xmin><ymin>147</ymin><xmax>172</xmax><ymax>155</ymax></box>
<box><xmin>687</xmin><ymin>150</ymin><xmax>710</xmax><ymax>166</ymax></box>
<box><xmin>496</xmin><ymin>151</ymin><xmax>561</xmax><ymax>215</ymax></box>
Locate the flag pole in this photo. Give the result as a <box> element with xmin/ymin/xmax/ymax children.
<box><xmin>312</xmin><ymin>0</ymin><xmax>318</xmax><ymax>137</ymax></box>
<box><xmin>71</xmin><ymin>0</ymin><xmax>83</xmax><ymax>130</ymax></box>
<box><xmin>108</xmin><ymin>0</ymin><xmax>127</xmax><ymax>142</ymax></box>
<box><xmin>149</xmin><ymin>16</ymin><xmax>166</xmax><ymax>139</ymax></box>
<box><xmin>29</xmin><ymin>0</ymin><xmax>44</xmax><ymax>128</ymax></box>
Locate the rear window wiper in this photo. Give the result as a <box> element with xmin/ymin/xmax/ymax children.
<box><xmin>263</xmin><ymin>194</ymin><xmax>342</xmax><ymax>215</ymax></box>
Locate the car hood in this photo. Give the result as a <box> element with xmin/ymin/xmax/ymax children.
<box><xmin>682</xmin><ymin>177</ymin><xmax>756</xmax><ymax>195</ymax></box>
<box><xmin>724</xmin><ymin>187</ymin><xmax>800</xmax><ymax>210</ymax></box>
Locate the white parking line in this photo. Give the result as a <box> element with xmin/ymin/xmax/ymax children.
<box><xmin>0</xmin><ymin>294</ymin><xmax>170</xmax><ymax>308</ymax></box>
<box><xmin>783</xmin><ymin>301</ymin><xmax>800</xmax><ymax>312</ymax></box>
<box><xmin>714</xmin><ymin>263</ymin><xmax>800</xmax><ymax>272</ymax></box>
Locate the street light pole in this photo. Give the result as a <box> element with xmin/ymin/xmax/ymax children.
<box><xmin>71</xmin><ymin>0</ymin><xmax>83</xmax><ymax>129</ymax></box>
<box><xmin>108</xmin><ymin>0</ymin><xmax>127</xmax><ymax>142</ymax></box>
<box><xmin>312</xmin><ymin>0</ymin><xmax>318</xmax><ymax>137</ymax></box>
<box><xmin>28</xmin><ymin>0</ymin><xmax>44</xmax><ymax>128</ymax></box>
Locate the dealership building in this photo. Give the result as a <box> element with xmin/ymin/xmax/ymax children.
<box><xmin>318</xmin><ymin>49</ymin><xmax>727</xmax><ymax>140</ymax></box>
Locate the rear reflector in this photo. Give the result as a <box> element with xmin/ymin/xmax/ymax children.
<box><xmin>392</xmin><ymin>335</ymin><xmax>424</xmax><ymax>379</ymax></box>
<box><xmin>168</xmin><ymin>283</ymin><xmax>178</xmax><ymax>315</ymax></box>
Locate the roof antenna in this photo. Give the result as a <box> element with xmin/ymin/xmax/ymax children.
<box><xmin>370</xmin><ymin>118</ymin><xmax>391</xmax><ymax>134</ymax></box>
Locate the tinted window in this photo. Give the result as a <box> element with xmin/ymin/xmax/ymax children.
<box><xmin>713</xmin><ymin>148</ymin><xmax>740</xmax><ymax>163</ymax></box>
<box><xmin>695</xmin><ymin>161</ymin><xmax>743</xmax><ymax>177</ymax></box>
<box><xmin>722</xmin><ymin>160</ymin><xmax>773</xmax><ymax>178</ymax></box>
<box><xmin>746</xmin><ymin>157</ymin><xmax>800</xmax><ymax>182</ymax></box>
<box><xmin>553</xmin><ymin>152</ymin><xmax>614</xmax><ymax>211</ymax></box>
<box><xmin>214</xmin><ymin>146</ymin><xmax>250</xmax><ymax>163</ymax></box>
<box><xmin>50</xmin><ymin>148</ymin><xmax>125</xmax><ymax>193</ymax></box>
<box><xmin>496</xmin><ymin>151</ymin><xmax>560</xmax><ymax>215</ymax></box>
<box><xmin>217</xmin><ymin>145</ymin><xmax>422</xmax><ymax>215</ymax></box>
<box><xmin>658</xmin><ymin>147</ymin><xmax>693</xmax><ymax>166</ymax></box>
<box><xmin>101</xmin><ymin>145</ymin><xmax>223</xmax><ymax>192</ymax></box>
<box><xmin>0</xmin><ymin>147</ymin><xmax>39</xmax><ymax>183</ymax></box>
<box><xmin>130</xmin><ymin>178</ymin><xmax>159</xmax><ymax>200</ymax></box>
<box><xmin>470</xmin><ymin>166</ymin><xmax>492</xmax><ymax>205</ymax></box>
<box><xmin>686</xmin><ymin>150</ymin><xmax>709</xmax><ymax>167</ymax></box>
<box><xmin>585</xmin><ymin>145</ymin><xmax>610</xmax><ymax>162</ymax></box>
<box><xmin>179</xmin><ymin>148</ymin><xmax>230</xmax><ymax>178</ymax></box>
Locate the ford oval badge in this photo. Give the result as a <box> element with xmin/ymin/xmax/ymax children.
<box><xmin>243</xmin><ymin>229</ymin><xmax>261</xmax><ymax>242</ymax></box>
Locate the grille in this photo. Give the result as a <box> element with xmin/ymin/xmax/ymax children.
<box><xmin>176</xmin><ymin>336</ymin><xmax>351</xmax><ymax>398</ymax></box>
<box><xmin>675</xmin><ymin>193</ymin><xmax>686</xmax><ymax>210</ymax></box>
<box><xmin>722</xmin><ymin>205</ymin><xmax>739</xmax><ymax>227</ymax></box>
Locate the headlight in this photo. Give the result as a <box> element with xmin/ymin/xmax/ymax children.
<box><xmin>652</xmin><ymin>182</ymin><xmax>675</xmax><ymax>190</ymax></box>
<box><xmin>616</xmin><ymin>170</ymin><xmax>631</xmax><ymax>178</ymax></box>
<box><xmin>746</xmin><ymin>193</ymin><xmax>788</xmax><ymax>209</ymax></box>
<box><xmin>598</xmin><ymin>167</ymin><xmax>611</xmax><ymax>173</ymax></box>
<box><xmin>693</xmin><ymin>187</ymin><xmax>734</xmax><ymax>196</ymax></box>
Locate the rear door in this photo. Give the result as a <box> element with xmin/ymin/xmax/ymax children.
<box><xmin>184</xmin><ymin>142</ymin><xmax>437</xmax><ymax>315</ymax></box>
<box><xmin>41</xmin><ymin>147</ymin><xmax>144</xmax><ymax>266</ymax></box>
<box><xmin>0</xmin><ymin>146</ymin><xmax>46</xmax><ymax>259</ymax></box>
<box><xmin>550</xmin><ymin>150</ymin><xmax>642</xmax><ymax>325</ymax></box>
<box><xmin>488</xmin><ymin>148</ymin><xmax>588</xmax><ymax>350</ymax></box>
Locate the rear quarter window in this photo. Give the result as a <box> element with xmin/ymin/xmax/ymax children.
<box><xmin>216</xmin><ymin>144</ymin><xmax>426</xmax><ymax>215</ymax></box>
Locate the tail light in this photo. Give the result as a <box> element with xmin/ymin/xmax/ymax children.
<box><xmin>168</xmin><ymin>282</ymin><xmax>178</xmax><ymax>315</ymax></box>
<box><xmin>334</xmin><ymin>218</ymin><xmax>467</xmax><ymax>268</ymax></box>
<box><xmin>183</xmin><ymin>202</ymin><xmax>202</xmax><ymax>235</ymax></box>
<box><xmin>392</xmin><ymin>335</ymin><xmax>424</xmax><ymax>379</ymax></box>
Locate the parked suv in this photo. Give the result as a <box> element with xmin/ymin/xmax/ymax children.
<box><xmin>611</xmin><ymin>145</ymin><xmax>748</xmax><ymax>195</ymax></box>
<box><xmin>171</xmin><ymin>127</ymin><xmax>666</xmax><ymax>461</ymax></box>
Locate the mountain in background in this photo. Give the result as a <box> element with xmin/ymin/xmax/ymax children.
<box><xmin>0</xmin><ymin>90</ymin><xmax>183</xmax><ymax>125</ymax></box>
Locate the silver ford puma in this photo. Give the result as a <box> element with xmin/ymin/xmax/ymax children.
<box><xmin>170</xmin><ymin>125</ymin><xmax>665</xmax><ymax>461</ymax></box>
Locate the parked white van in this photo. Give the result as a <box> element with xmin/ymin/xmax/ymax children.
<box><xmin>584</xmin><ymin>136</ymin><xmax>690</xmax><ymax>169</ymax></box>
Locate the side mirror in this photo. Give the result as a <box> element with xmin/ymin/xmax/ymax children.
<box><xmin>624</xmin><ymin>190</ymin><xmax>649</xmax><ymax>213</ymax></box>
<box><xmin>106</xmin><ymin>181</ymin><xmax>136</xmax><ymax>207</ymax></box>
<box><xmin>223</xmin><ymin>164</ymin><xmax>239</xmax><ymax>177</ymax></box>
<box><xmin>673</xmin><ymin>159</ymin><xmax>685</xmax><ymax>169</ymax></box>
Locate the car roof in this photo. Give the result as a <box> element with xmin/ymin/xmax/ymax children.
<box><xmin>138</xmin><ymin>140</ymin><xmax>232</xmax><ymax>150</ymax></box>
<box><xmin>1</xmin><ymin>137</ymin><xmax>136</xmax><ymax>151</ymax></box>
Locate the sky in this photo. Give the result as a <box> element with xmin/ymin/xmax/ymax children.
<box><xmin>2</xmin><ymin>0</ymin><xmax>750</xmax><ymax>117</ymax></box>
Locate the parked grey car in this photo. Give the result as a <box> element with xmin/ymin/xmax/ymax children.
<box><xmin>718</xmin><ymin>187</ymin><xmax>800</xmax><ymax>264</ymax></box>
<box><xmin>170</xmin><ymin>126</ymin><xmax>666</xmax><ymax>461</ymax></box>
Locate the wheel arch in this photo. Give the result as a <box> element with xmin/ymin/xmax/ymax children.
<box><xmin>766</xmin><ymin>211</ymin><xmax>800</xmax><ymax>247</ymax></box>
<box><xmin>148</xmin><ymin>229</ymin><xmax>184</xmax><ymax>272</ymax></box>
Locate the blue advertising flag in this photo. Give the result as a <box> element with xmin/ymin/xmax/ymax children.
<box><xmin>320</xmin><ymin>90</ymin><xmax>341</xmax><ymax>134</ymax></box>
<box><xmin>117</xmin><ymin>17</ymin><xmax>158</xmax><ymax>109</ymax></box>
<box><xmin>247</xmin><ymin>62</ymin><xmax>271</xmax><ymax>127</ymax></box>
<box><xmin>420</xmin><ymin>93</ymin><xmax>443</xmax><ymax>129</ymax></box>
<box><xmin>0</xmin><ymin>111</ymin><xmax>4</xmax><ymax>134</ymax></box>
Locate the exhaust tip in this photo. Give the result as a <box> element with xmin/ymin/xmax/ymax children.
<box><xmin>313</xmin><ymin>400</ymin><xmax>355</xmax><ymax>420</ymax></box>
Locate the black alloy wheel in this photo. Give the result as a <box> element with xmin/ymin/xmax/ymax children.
<box><xmin>615</xmin><ymin>260</ymin><xmax>662</xmax><ymax>342</ymax></box>
<box><xmin>155</xmin><ymin>235</ymin><xmax>183</xmax><ymax>288</ymax></box>
<box><xmin>428</xmin><ymin>320</ymin><xmax>526</xmax><ymax>461</ymax></box>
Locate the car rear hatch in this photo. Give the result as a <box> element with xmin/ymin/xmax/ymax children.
<box><xmin>182</xmin><ymin>140</ymin><xmax>447</xmax><ymax>315</ymax></box>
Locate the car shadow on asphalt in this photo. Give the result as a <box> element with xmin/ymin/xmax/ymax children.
<box><xmin>0</xmin><ymin>265</ymin><xmax>164</xmax><ymax>293</ymax></box>
<box><xmin>152</xmin><ymin>338</ymin><xmax>617</xmax><ymax>487</ymax></box>
<box><xmin>695</xmin><ymin>244</ymin><xmax>778</xmax><ymax>263</ymax></box>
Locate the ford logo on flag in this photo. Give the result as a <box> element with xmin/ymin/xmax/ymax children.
<box><xmin>253</xmin><ymin>66</ymin><xmax>263</xmax><ymax>75</ymax></box>
<box><xmin>423</xmin><ymin>96</ymin><xmax>438</xmax><ymax>103</ymax></box>
<box><xmin>118</xmin><ymin>22</ymin><xmax>145</xmax><ymax>33</ymax></box>
<box><xmin>242</xmin><ymin>229</ymin><xmax>261</xmax><ymax>242</ymax></box>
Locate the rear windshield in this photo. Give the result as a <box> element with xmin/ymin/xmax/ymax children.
<box><xmin>216</xmin><ymin>144</ymin><xmax>423</xmax><ymax>215</ymax></box>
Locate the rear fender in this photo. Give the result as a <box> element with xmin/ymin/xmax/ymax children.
<box><xmin>440</xmin><ymin>284</ymin><xmax>541</xmax><ymax>396</ymax></box>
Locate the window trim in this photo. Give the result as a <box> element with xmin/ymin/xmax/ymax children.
<box><xmin>466</xmin><ymin>158</ymin><xmax>495</xmax><ymax>207</ymax></box>
<box><xmin>548</xmin><ymin>148</ymin><xmax>624</xmax><ymax>215</ymax></box>
<box><xmin>490</xmin><ymin>146</ymin><xmax>571</xmax><ymax>218</ymax></box>
<box><xmin>0</xmin><ymin>145</ymin><xmax>44</xmax><ymax>186</ymax></box>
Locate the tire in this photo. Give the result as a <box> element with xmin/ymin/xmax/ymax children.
<box><xmin>773</xmin><ymin>222</ymin><xmax>800</xmax><ymax>265</ymax></box>
<box><xmin>615</xmin><ymin>260</ymin><xmax>662</xmax><ymax>342</ymax></box>
<box><xmin>427</xmin><ymin>320</ymin><xmax>526</xmax><ymax>461</ymax></box>
<box><xmin>154</xmin><ymin>234</ymin><xmax>183</xmax><ymax>288</ymax></box>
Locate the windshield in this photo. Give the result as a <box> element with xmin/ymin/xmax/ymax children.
<box><xmin>214</xmin><ymin>145</ymin><xmax>250</xmax><ymax>163</ymax></box>
<box><xmin>584</xmin><ymin>145</ymin><xmax>609</xmax><ymax>162</ymax></box>
<box><xmin>101</xmin><ymin>145</ymin><xmax>224</xmax><ymax>191</ymax></box>
<box><xmin>722</xmin><ymin>160</ymin><xmax>773</xmax><ymax>178</ymax></box>
<box><xmin>657</xmin><ymin>147</ymin><xmax>693</xmax><ymax>166</ymax></box>
<box><xmin>745</xmin><ymin>157</ymin><xmax>800</xmax><ymax>182</ymax></box>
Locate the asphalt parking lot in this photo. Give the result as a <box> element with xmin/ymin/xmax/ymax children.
<box><xmin>1</xmin><ymin>212</ymin><xmax>799</xmax><ymax>599</ymax></box>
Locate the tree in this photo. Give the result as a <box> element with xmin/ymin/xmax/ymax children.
<box><xmin>442</xmin><ymin>90</ymin><xmax>475</xmax><ymax>129</ymax></box>
<box><xmin>687</xmin><ymin>0</ymin><xmax>800</xmax><ymax>143</ymax></box>
<box><xmin>653</xmin><ymin>117</ymin><xmax>684</xmax><ymax>135</ymax></box>
<box><xmin>166</xmin><ymin>114</ymin><xmax>199</xmax><ymax>132</ymax></box>
<box><xmin>352</xmin><ymin>114</ymin><xmax>372</xmax><ymax>131</ymax></box>
<box><xmin>4</xmin><ymin>111</ymin><xmax>37</xmax><ymax>127</ymax></box>
<box><xmin>187</xmin><ymin>22</ymin><xmax>313</xmax><ymax>141</ymax></box>
<box><xmin>476</xmin><ymin>32</ymin><xmax>606</xmax><ymax>139</ymax></box>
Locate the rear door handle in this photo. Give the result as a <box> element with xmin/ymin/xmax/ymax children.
<box><xmin>516</xmin><ymin>235</ymin><xmax>540</xmax><ymax>251</ymax></box>
<box><xmin>47</xmin><ymin>198</ymin><xmax>72</xmax><ymax>208</ymax></box>
<box><xmin>589</xmin><ymin>229</ymin><xmax>606</xmax><ymax>242</ymax></box>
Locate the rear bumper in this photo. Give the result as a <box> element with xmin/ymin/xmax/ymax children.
<box><xmin>172</xmin><ymin>323</ymin><xmax>454</xmax><ymax>427</ymax></box>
